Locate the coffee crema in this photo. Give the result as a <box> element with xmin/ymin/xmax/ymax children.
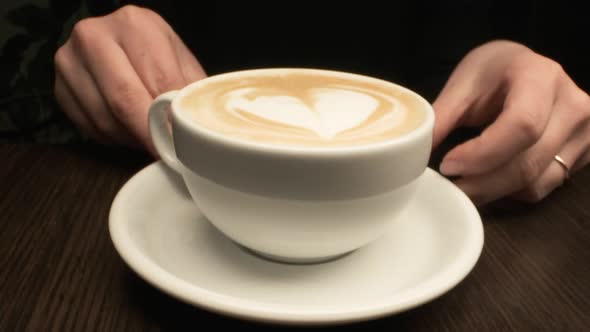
<box><xmin>179</xmin><ymin>70</ymin><xmax>426</xmax><ymax>147</ymax></box>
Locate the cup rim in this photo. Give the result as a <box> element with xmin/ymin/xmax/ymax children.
<box><xmin>171</xmin><ymin>68</ymin><xmax>434</xmax><ymax>157</ymax></box>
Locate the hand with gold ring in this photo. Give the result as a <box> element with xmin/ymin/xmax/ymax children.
<box><xmin>433</xmin><ymin>40</ymin><xmax>590</xmax><ymax>205</ymax></box>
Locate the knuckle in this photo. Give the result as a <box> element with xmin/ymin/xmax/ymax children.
<box><xmin>518</xmin><ymin>156</ymin><xmax>542</xmax><ymax>186</ymax></box>
<box><xmin>536</xmin><ymin>55</ymin><xmax>563</xmax><ymax>78</ymax></box>
<box><xmin>565</xmin><ymin>93</ymin><xmax>590</xmax><ymax>130</ymax></box>
<box><xmin>573</xmin><ymin>89</ymin><xmax>590</xmax><ymax>120</ymax></box>
<box><xmin>108</xmin><ymin>83</ymin><xmax>141</xmax><ymax>119</ymax></box>
<box><xmin>505</xmin><ymin>52</ymin><xmax>536</xmax><ymax>79</ymax></box>
<box><xmin>53</xmin><ymin>46</ymin><xmax>66</xmax><ymax>69</ymax></box>
<box><xmin>529</xmin><ymin>53</ymin><xmax>563</xmax><ymax>75</ymax></box>
<box><xmin>71</xmin><ymin>18</ymin><xmax>100</xmax><ymax>47</ymax></box>
<box><xmin>153</xmin><ymin>70</ymin><xmax>183</xmax><ymax>93</ymax></box>
<box><xmin>116</xmin><ymin>5</ymin><xmax>143</xmax><ymax>17</ymax></box>
<box><xmin>513</xmin><ymin>108</ymin><xmax>544</xmax><ymax>143</ymax></box>
<box><xmin>113</xmin><ymin>5</ymin><xmax>170</xmax><ymax>35</ymax></box>
<box><xmin>114</xmin><ymin>5</ymin><xmax>150</xmax><ymax>24</ymax></box>
<box><xmin>507</xmin><ymin>52</ymin><xmax>564</xmax><ymax>83</ymax></box>
<box><xmin>142</xmin><ymin>6</ymin><xmax>166</xmax><ymax>23</ymax></box>
<box><xmin>521</xmin><ymin>185</ymin><xmax>547</xmax><ymax>203</ymax></box>
<box><xmin>93</xmin><ymin>116</ymin><xmax>116</xmax><ymax>136</ymax></box>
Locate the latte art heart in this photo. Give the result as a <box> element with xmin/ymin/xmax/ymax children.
<box><xmin>226</xmin><ymin>87</ymin><xmax>403</xmax><ymax>139</ymax></box>
<box><xmin>180</xmin><ymin>71</ymin><xmax>425</xmax><ymax>147</ymax></box>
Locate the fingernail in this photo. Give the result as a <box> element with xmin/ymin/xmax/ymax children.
<box><xmin>440</xmin><ymin>159</ymin><xmax>464</xmax><ymax>176</ymax></box>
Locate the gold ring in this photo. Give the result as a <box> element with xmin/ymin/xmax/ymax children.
<box><xmin>554</xmin><ymin>155</ymin><xmax>570</xmax><ymax>180</ymax></box>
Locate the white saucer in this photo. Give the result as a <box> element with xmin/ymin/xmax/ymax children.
<box><xmin>109</xmin><ymin>162</ymin><xmax>484</xmax><ymax>325</ymax></box>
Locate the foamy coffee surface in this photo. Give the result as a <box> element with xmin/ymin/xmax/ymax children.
<box><xmin>180</xmin><ymin>71</ymin><xmax>426</xmax><ymax>147</ymax></box>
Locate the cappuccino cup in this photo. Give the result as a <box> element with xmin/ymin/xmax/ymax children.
<box><xmin>148</xmin><ymin>68</ymin><xmax>434</xmax><ymax>263</ymax></box>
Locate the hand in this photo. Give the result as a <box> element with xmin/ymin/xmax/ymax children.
<box><xmin>54</xmin><ymin>5</ymin><xmax>206</xmax><ymax>153</ymax></box>
<box><xmin>434</xmin><ymin>40</ymin><xmax>590</xmax><ymax>205</ymax></box>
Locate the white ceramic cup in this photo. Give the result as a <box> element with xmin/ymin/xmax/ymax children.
<box><xmin>148</xmin><ymin>68</ymin><xmax>434</xmax><ymax>264</ymax></box>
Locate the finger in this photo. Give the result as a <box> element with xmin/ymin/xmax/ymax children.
<box><xmin>512</xmin><ymin>159</ymin><xmax>567</xmax><ymax>203</ymax></box>
<box><xmin>515</xmin><ymin>81</ymin><xmax>590</xmax><ymax>201</ymax></box>
<box><xmin>170</xmin><ymin>32</ymin><xmax>207</xmax><ymax>84</ymax></box>
<box><xmin>141</xmin><ymin>8</ymin><xmax>207</xmax><ymax>84</ymax></box>
<box><xmin>514</xmin><ymin>127</ymin><xmax>588</xmax><ymax>202</ymax></box>
<box><xmin>440</xmin><ymin>67</ymin><xmax>558</xmax><ymax>176</ymax></box>
<box><xmin>74</xmin><ymin>32</ymin><xmax>155</xmax><ymax>152</ymax></box>
<box><xmin>431</xmin><ymin>68</ymin><xmax>477</xmax><ymax>148</ymax></box>
<box><xmin>117</xmin><ymin>24</ymin><xmax>187</xmax><ymax>97</ymax></box>
<box><xmin>54</xmin><ymin>67</ymin><xmax>104</xmax><ymax>143</ymax></box>
<box><xmin>58</xmin><ymin>42</ymin><xmax>140</xmax><ymax>147</ymax></box>
<box><xmin>561</xmin><ymin>122</ymin><xmax>590</xmax><ymax>174</ymax></box>
<box><xmin>572</xmin><ymin>149</ymin><xmax>590</xmax><ymax>173</ymax></box>
<box><xmin>567</xmin><ymin>88</ymin><xmax>590</xmax><ymax>173</ymax></box>
<box><xmin>455</xmin><ymin>95</ymin><xmax>580</xmax><ymax>205</ymax></box>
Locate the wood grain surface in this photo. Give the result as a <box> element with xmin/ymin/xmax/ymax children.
<box><xmin>1</xmin><ymin>142</ymin><xmax>589</xmax><ymax>331</ymax></box>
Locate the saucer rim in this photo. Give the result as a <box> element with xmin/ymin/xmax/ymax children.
<box><xmin>109</xmin><ymin>162</ymin><xmax>484</xmax><ymax>325</ymax></box>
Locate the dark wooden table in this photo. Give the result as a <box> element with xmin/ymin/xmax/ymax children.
<box><xmin>1</xmin><ymin>141</ymin><xmax>589</xmax><ymax>331</ymax></box>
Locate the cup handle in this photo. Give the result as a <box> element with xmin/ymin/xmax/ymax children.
<box><xmin>148</xmin><ymin>90</ymin><xmax>183</xmax><ymax>174</ymax></box>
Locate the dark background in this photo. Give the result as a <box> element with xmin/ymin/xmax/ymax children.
<box><xmin>1</xmin><ymin>0</ymin><xmax>589</xmax><ymax>142</ymax></box>
<box><xmin>135</xmin><ymin>1</ymin><xmax>590</xmax><ymax>100</ymax></box>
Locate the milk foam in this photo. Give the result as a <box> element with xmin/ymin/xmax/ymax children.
<box><xmin>226</xmin><ymin>87</ymin><xmax>401</xmax><ymax>139</ymax></box>
<box><xmin>180</xmin><ymin>72</ymin><xmax>425</xmax><ymax>147</ymax></box>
